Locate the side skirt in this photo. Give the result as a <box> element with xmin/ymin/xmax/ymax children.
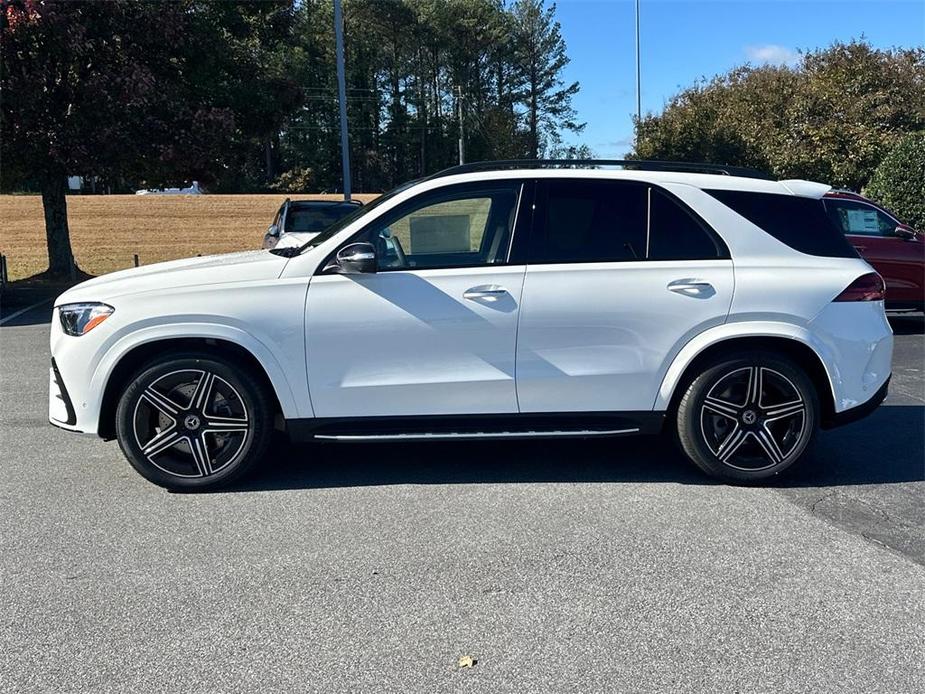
<box><xmin>286</xmin><ymin>412</ymin><xmax>665</xmax><ymax>443</ymax></box>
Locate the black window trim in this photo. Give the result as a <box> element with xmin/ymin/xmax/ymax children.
<box><xmin>317</xmin><ymin>179</ymin><xmax>530</xmax><ymax>275</ymax></box>
<box><xmin>511</xmin><ymin>177</ymin><xmax>730</xmax><ymax>266</ymax></box>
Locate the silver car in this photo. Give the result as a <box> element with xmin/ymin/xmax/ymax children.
<box><xmin>262</xmin><ymin>198</ymin><xmax>364</xmax><ymax>249</ymax></box>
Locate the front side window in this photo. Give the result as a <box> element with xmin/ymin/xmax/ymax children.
<box><xmin>355</xmin><ymin>182</ymin><xmax>521</xmax><ymax>270</ymax></box>
<box><xmin>824</xmin><ymin>199</ymin><xmax>897</xmax><ymax>238</ymax></box>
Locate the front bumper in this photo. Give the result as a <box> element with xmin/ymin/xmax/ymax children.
<box><xmin>48</xmin><ymin>358</ymin><xmax>81</xmax><ymax>430</ymax></box>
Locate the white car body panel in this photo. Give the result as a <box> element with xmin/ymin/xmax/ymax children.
<box><xmin>50</xmin><ymin>252</ymin><xmax>311</xmax><ymax>432</ymax></box>
<box><xmin>306</xmin><ymin>266</ymin><xmax>526</xmax><ymax>417</ymax></box>
<box><xmin>515</xmin><ymin>260</ymin><xmax>734</xmax><ymax>412</ymax></box>
<box><xmin>654</xmin><ymin>302</ymin><xmax>892</xmax><ymax>412</ymax></box>
<box><xmin>50</xmin><ymin>167</ymin><xmax>892</xmax><ymax>443</ymax></box>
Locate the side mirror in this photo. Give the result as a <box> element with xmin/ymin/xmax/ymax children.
<box><xmin>330</xmin><ymin>242</ymin><xmax>377</xmax><ymax>274</ymax></box>
<box><xmin>895</xmin><ymin>224</ymin><xmax>917</xmax><ymax>240</ymax></box>
<box><xmin>262</xmin><ymin>224</ymin><xmax>281</xmax><ymax>250</ymax></box>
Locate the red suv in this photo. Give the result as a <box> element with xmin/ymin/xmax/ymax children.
<box><xmin>823</xmin><ymin>191</ymin><xmax>924</xmax><ymax>310</ymax></box>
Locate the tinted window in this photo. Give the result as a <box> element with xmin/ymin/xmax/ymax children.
<box><xmin>706</xmin><ymin>189</ymin><xmax>858</xmax><ymax>258</ymax></box>
<box><xmin>286</xmin><ymin>204</ymin><xmax>359</xmax><ymax>234</ymax></box>
<box><xmin>355</xmin><ymin>182</ymin><xmax>521</xmax><ymax>270</ymax></box>
<box><xmin>648</xmin><ymin>189</ymin><xmax>725</xmax><ymax>260</ymax></box>
<box><xmin>823</xmin><ymin>199</ymin><xmax>896</xmax><ymax>238</ymax></box>
<box><xmin>531</xmin><ymin>180</ymin><xmax>647</xmax><ymax>263</ymax></box>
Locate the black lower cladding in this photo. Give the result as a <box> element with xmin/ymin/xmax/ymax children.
<box><xmin>823</xmin><ymin>375</ymin><xmax>890</xmax><ymax>430</ymax></box>
<box><xmin>50</xmin><ymin>358</ymin><xmax>77</xmax><ymax>426</ymax></box>
<box><xmin>286</xmin><ymin>411</ymin><xmax>666</xmax><ymax>442</ymax></box>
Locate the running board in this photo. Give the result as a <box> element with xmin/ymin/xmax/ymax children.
<box><xmin>286</xmin><ymin>412</ymin><xmax>665</xmax><ymax>443</ymax></box>
<box><xmin>314</xmin><ymin>428</ymin><xmax>639</xmax><ymax>442</ymax></box>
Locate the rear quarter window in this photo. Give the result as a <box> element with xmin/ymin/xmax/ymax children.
<box><xmin>706</xmin><ymin>189</ymin><xmax>859</xmax><ymax>258</ymax></box>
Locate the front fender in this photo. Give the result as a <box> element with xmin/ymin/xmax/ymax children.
<box><xmin>90</xmin><ymin>321</ymin><xmax>306</xmax><ymax>424</ymax></box>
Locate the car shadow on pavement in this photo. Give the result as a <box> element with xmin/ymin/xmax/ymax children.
<box><xmin>889</xmin><ymin>313</ymin><xmax>924</xmax><ymax>335</ymax></box>
<box><xmin>0</xmin><ymin>283</ymin><xmax>63</xmax><ymax>327</ymax></box>
<box><xmin>220</xmin><ymin>405</ymin><xmax>924</xmax><ymax>493</ymax></box>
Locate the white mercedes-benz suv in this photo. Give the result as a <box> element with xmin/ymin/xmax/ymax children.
<box><xmin>49</xmin><ymin>161</ymin><xmax>893</xmax><ymax>490</ymax></box>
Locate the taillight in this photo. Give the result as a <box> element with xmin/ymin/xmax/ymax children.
<box><xmin>834</xmin><ymin>272</ymin><xmax>885</xmax><ymax>302</ymax></box>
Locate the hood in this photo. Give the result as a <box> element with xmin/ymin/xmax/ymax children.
<box><xmin>56</xmin><ymin>250</ymin><xmax>290</xmax><ymax>305</ymax></box>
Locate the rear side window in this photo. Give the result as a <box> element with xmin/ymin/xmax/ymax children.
<box><xmin>531</xmin><ymin>180</ymin><xmax>648</xmax><ymax>262</ymax></box>
<box><xmin>706</xmin><ymin>189</ymin><xmax>858</xmax><ymax>258</ymax></box>
<box><xmin>527</xmin><ymin>179</ymin><xmax>726</xmax><ymax>263</ymax></box>
<box><xmin>648</xmin><ymin>189</ymin><xmax>725</xmax><ymax>260</ymax></box>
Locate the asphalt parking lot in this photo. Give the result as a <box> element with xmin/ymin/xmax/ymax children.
<box><xmin>2</xmin><ymin>292</ymin><xmax>923</xmax><ymax>693</ymax></box>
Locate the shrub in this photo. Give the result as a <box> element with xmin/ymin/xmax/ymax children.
<box><xmin>864</xmin><ymin>132</ymin><xmax>925</xmax><ymax>231</ymax></box>
<box><xmin>270</xmin><ymin>167</ymin><xmax>315</xmax><ymax>193</ymax></box>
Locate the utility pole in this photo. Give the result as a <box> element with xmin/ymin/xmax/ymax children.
<box><xmin>334</xmin><ymin>0</ymin><xmax>352</xmax><ymax>200</ymax></box>
<box><xmin>634</xmin><ymin>0</ymin><xmax>642</xmax><ymax>146</ymax></box>
<box><xmin>456</xmin><ymin>85</ymin><xmax>465</xmax><ymax>165</ymax></box>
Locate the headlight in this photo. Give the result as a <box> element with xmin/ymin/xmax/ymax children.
<box><xmin>58</xmin><ymin>303</ymin><xmax>114</xmax><ymax>336</ymax></box>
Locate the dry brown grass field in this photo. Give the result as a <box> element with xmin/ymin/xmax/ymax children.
<box><xmin>0</xmin><ymin>193</ymin><xmax>379</xmax><ymax>281</ymax></box>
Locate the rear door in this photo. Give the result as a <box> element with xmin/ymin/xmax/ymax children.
<box><xmin>514</xmin><ymin>178</ymin><xmax>734</xmax><ymax>413</ymax></box>
<box><xmin>824</xmin><ymin>198</ymin><xmax>925</xmax><ymax>303</ymax></box>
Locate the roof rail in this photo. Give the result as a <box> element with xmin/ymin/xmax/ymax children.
<box><xmin>427</xmin><ymin>159</ymin><xmax>775</xmax><ymax>181</ymax></box>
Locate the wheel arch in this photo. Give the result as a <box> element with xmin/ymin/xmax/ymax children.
<box><xmin>97</xmin><ymin>336</ymin><xmax>288</xmax><ymax>440</ymax></box>
<box><xmin>658</xmin><ymin>330</ymin><xmax>837</xmax><ymax>427</ymax></box>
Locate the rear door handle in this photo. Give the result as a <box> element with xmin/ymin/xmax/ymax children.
<box><xmin>463</xmin><ymin>285</ymin><xmax>508</xmax><ymax>301</ymax></box>
<box><xmin>668</xmin><ymin>279</ymin><xmax>714</xmax><ymax>296</ymax></box>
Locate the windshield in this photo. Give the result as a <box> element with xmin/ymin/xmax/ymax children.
<box><xmin>296</xmin><ymin>180</ymin><xmax>419</xmax><ymax>253</ymax></box>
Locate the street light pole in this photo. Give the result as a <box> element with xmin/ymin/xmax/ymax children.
<box><xmin>457</xmin><ymin>85</ymin><xmax>465</xmax><ymax>165</ymax></box>
<box><xmin>334</xmin><ymin>0</ymin><xmax>351</xmax><ymax>200</ymax></box>
<box><xmin>634</xmin><ymin>0</ymin><xmax>641</xmax><ymax>144</ymax></box>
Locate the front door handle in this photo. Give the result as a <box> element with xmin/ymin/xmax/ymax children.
<box><xmin>668</xmin><ymin>279</ymin><xmax>715</xmax><ymax>296</ymax></box>
<box><xmin>463</xmin><ymin>285</ymin><xmax>508</xmax><ymax>301</ymax></box>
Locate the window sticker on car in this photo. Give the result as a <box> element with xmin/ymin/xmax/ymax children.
<box><xmin>410</xmin><ymin>214</ymin><xmax>471</xmax><ymax>254</ymax></box>
<box><xmin>845</xmin><ymin>208</ymin><xmax>880</xmax><ymax>234</ymax></box>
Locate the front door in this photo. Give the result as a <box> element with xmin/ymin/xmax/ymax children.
<box><xmin>515</xmin><ymin>178</ymin><xmax>735</xmax><ymax>413</ymax></box>
<box><xmin>305</xmin><ymin>181</ymin><xmax>529</xmax><ymax>418</ymax></box>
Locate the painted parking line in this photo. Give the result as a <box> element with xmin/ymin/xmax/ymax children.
<box><xmin>0</xmin><ymin>297</ymin><xmax>52</xmax><ymax>326</ymax></box>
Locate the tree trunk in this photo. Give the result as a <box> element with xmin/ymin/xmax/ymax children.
<box><xmin>264</xmin><ymin>139</ymin><xmax>276</xmax><ymax>182</ymax></box>
<box><xmin>41</xmin><ymin>175</ymin><xmax>75</xmax><ymax>277</ymax></box>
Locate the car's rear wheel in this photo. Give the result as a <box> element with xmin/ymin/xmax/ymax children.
<box><xmin>676</xmin><ymin>352</ymin><xmax>819</xmax><ymax>482</ymax></box>
<box><xmin>115</xmin><ymin>354</ymin><xmax>274</xmax><ymax>490</ymax></box>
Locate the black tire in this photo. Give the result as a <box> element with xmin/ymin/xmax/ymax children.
<box><xmin>115</xmin><ymin>353</ymin><xmax>274</xmax><ymax>490</ymax></box>
<box><xmin>675</xmin><ymin>352</ymin><xmax>819</xmax><ymax>483</ymax></box>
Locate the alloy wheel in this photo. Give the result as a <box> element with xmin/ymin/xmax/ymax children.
<box><xmin>699</xmin><ymin>366</ymin><xmax>807</xmax><ymax>472</ymax></box>
<box><xmin>132</xmin><ymin>369</ymin><xmax>250</xmax><ymax>478</ymax></box>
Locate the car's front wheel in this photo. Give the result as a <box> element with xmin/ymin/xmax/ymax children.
<box><xmin>115</xmin><ymin>354</ymin><xmax>274</xmax><ymax>490</ymax></box>
<box><xmin>676</xmin><ymin>352</ymin><xmax>819</xmax><ymax>482</ymax></box>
